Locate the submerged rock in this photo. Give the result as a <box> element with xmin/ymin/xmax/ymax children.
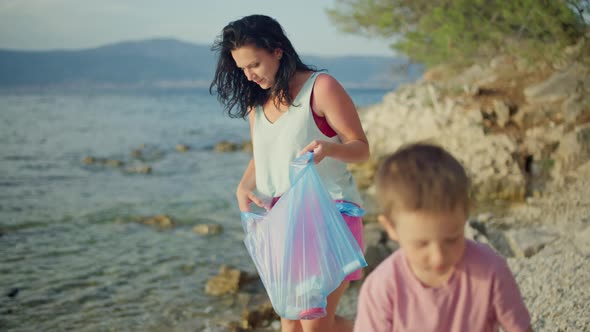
<box><xmin>205</xmin><ymin>265</ymin><xmax>246</xmax><ymax>296</ymax></box>
<box><xmin>193</xmin><ymin>223</ymin><xmax>223</xmax><ymax>235</ymax></box>
<box><xmin>140</xmin><ymin>215</ymin><xmax>174</xmax><ymax>229</ymax></box>
<box><xmin>215</xmin><ymin>140</ymin><xmax>239</xmax><ymax>152</ymax></box>
<box><xmin>176</xmin><ymin>144</ymin><xmax>190</xmax><ymax>152</ymax></box>
<box><xmin>125</xmin><ymin>165</ymin><xmax>152</xmax><ymax>174</ymax></box>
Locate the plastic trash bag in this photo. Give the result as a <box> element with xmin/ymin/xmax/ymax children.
<box><xmin>241</xmin><ymin>152</ymin><xmax>367</xmax><ymax>320</ymax></box>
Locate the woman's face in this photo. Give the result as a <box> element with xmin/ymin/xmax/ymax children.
<box><xmin>231</xmin><ymin>44</ymin><xmax>282</xmax><ymax>90</ymax></box>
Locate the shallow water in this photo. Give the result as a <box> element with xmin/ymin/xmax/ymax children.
<box><xmin>0</xmin><ymin>87</ymin><xmax>388</xmax><ymax>331</ymax></box>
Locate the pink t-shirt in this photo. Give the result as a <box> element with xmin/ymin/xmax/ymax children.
<box><xmin>354</xmin><ymin>240</ymin><xmax>531</xmax><ymax>332</ymax></box>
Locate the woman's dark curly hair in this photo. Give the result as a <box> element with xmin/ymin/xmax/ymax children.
<box><xmin>209</xmin><ymin>14</ymin><xmax>316</xmax><ymax>119</ymax></box>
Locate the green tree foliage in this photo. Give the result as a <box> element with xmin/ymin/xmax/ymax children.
<box><xmin>327</xmin><ymin>0</ymin><xmax>590</xmax><ymax>67</ymax></box>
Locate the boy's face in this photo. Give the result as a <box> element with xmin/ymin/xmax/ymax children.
<box><xmin>379</xmin><ymin>206</ymin><xmax>467</xmax><ymax>287</ymax></box>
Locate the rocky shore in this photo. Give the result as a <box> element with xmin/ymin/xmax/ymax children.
<box><xmin>208</xmin><ymin>46</ymin><xmax>589</xmax><ymax>331</ymax></box>
<box><xmin>349</xmin><ymin>51</ymin><xmax>590</xmax><ymax>331</ymax></box>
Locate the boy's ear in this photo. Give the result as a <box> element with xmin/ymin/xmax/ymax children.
<box><xmin>377</xmin><ymin>214</ymin><xmax>398</xmax><ymax>242</ymax></box>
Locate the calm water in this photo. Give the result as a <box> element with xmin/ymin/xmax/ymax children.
<box><xmin>0</xmin><ymin>87</ymin><xmax>388</xmax><ymax>332</ymax></box>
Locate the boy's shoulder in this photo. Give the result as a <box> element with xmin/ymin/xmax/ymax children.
<box><xmin>358</xmin><ymin>249</ymin><xmax>404</xmax><ymax>302</ymax></box>
<box><xmin>372</xmin><ymin>247</ymin><xmax>405</xmax><ymax>272</ymax></box>
<box><xmin>462</xmin><ymin>239</ymin><xmax>511</xmax><ymax>276</ymax></box>
<box><xmin>465</xmin><ymin>239</ymin><xmax>505</xmax><ymax>261</ymax></box>
<box><xmin>363</xmin><ymin>240</ymin><xmax>512</xmax><ymax>288</ymax></box>
<box><xmin>363</xmin><ymin>248</ymin><xmax>406</xmax><ymax>287</ymax></box>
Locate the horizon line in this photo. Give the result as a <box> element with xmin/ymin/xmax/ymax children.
<box><xmin>0</xmin><ymin>36</ymin><xmax>396</xmax><ymax>58</ymax></box>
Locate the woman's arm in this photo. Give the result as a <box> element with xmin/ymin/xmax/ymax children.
<box><xmin>236</xmin><ymin>158</ymin><xmax>264</xmax><ymax>211</ymax></box>
<box><xmin>236</xmin><ymin>109</ymin><xmax>264</xmax><ymax>212</ymax></box>
<box><xmin>300</xmin><ymin>73</ymin><xmax>369</xmax><ymax>164</ymax></box>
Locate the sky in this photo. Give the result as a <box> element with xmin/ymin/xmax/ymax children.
<box><xmin>0</xmin><ymin>0</ymin><xmax>394</xmax><ymax>56</ymax></box>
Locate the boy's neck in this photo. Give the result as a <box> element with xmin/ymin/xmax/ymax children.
<box><xmin>403</xmin><ymin>241</ymin><xmax>469</xmax><ymax>289</ymax></box>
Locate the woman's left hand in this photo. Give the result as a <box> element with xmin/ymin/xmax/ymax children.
<box><xmin>299</xmin><ymin>140</ymin><xmax>333</xmax><ymax>164</ymax></box>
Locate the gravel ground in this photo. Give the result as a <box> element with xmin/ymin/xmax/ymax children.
<box><xmin>505</xmin><ymin>161</ymin><xmax>590</xmax><ymax>331</ymax></box>
<box><xmin>508</xmin><ymin>240</ymin><xmax>589</xmax><ymax>331</ymax></box>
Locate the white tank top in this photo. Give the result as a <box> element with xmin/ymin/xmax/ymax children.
<box><xmin>252</xmin><ymin>72</ymin><xmax>362</xmax><ymax>205</ymax></box>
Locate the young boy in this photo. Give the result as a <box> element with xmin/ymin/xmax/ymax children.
<box><xmin>354</xmin><ymin>143</ymin><xmax>532</xmax><ymax>332</ymax></box>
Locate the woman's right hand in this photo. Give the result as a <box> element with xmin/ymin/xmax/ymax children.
<box><xmin>236</xmin><ymin>186</ymin><xmax>266</xmax><ymax>212</ymax></box>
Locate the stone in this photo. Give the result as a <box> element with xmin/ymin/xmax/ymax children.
<box><xmin>205</xmin><ymin>265</ymin><xmax>243</xmax><ymax>296</ymax></box>
<box><xmin>241</xmin><ymin>141</ymin><xmax>253</xmax><ymax>153</ymax></box>
<box><xmin>562</xmin><ymin>93</ymin><xmax>588</xmax><ymax>124</ymax></box>
<box><xmin>476</xmin><ymin>212</ymin><xmax>495</xmax><ymax>223</ymax></box>
<box><xmin>83</xmin><ymin>156</ymin><xmax>96</xmax><ymax>164</ymax></box>
<box><xmin>175</xmin><ymin>144</ymin><xmax>190</xmax><ymax>152</ymax></box>
<box><xmin>493</xmin><ymin>99</ymin><xmax>511</xmax><ymax>128</ymax></box>
<box><xmin>131</xmin><ymin>149</ymin><xmax>142</xmax><ymax>158</ymax></box>
<box><xmin>465</xmin><ymin>220</ymin><xmax>493</xmax><ymax>248</ymax></box>
<box><xmin>193</xmin><ymin>223</ymin><xmax>223</xmax><ymax>235</ymax></box>
<box><xmin>104</xmin><ymin>159</ymin><xmax>124</xmax><ymax>167</ymax></box>
<box><xmin>573</xmin><ymin>225</ymin><xmax>590</xmax><ymax>256</ymax></box>
<box><xmin>215</xmin><ymin>140</ymin><xmax>239</xmax><ymax>152</ymax></box>
<box><xmin>141</xmin><ymin>214</ymin><xmax>174</xmax><ymax>229</ymax></box>
<box><xmin>506</xmin><ymin>227</ymin><xmax>559</xmax><ymax>258</ymax></box>
<box><xmin>524</xmin><ymin>63</ymin><xmax>589</xmax><ymax>103</ymax></box>
<box><xmin>126</xmin><ymin>165</ymin><xmax>152</xmax><ymax>174</ymax></box>
<box><xmin>240</xmin><ymin>297</ymin><xmax>278</xmax><ymax>330</ymax></box>
<box><xmin>552</xmin><ymin>123</ymin><xmax>590</xmax><ymax>176</ymax></box>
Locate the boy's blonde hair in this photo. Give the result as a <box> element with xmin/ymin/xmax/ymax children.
<box><xmin>375</xmin><ymin>143</ymin><xmax>470</xmax><ymax>219</ymax></box>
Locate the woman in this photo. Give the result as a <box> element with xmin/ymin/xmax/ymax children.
<box><xmin>210</xmin><ymin>14</ymin><xmax>369</xmax><ymax>332</ymax></box>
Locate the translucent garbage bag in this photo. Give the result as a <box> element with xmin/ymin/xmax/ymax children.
<box><xmin>240</xmin><ymin>152</ymin><xmax>367</xmax><ymax>320</ymax></box>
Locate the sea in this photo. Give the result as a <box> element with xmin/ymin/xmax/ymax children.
<box><xmin>0</xmin><ymin>86</ymin><xmax>390</xmax><ymax>332</ymax></box>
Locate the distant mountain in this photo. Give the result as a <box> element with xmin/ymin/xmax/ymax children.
<box><xmin>0</xmin><ymin>38</ymin><xmax>422</xmax><ymax>89</ymax></box>
<box><xmin>305</xmin><ymin>55</ymin><xmax>423</xmax><ymax>89</ymax></box>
